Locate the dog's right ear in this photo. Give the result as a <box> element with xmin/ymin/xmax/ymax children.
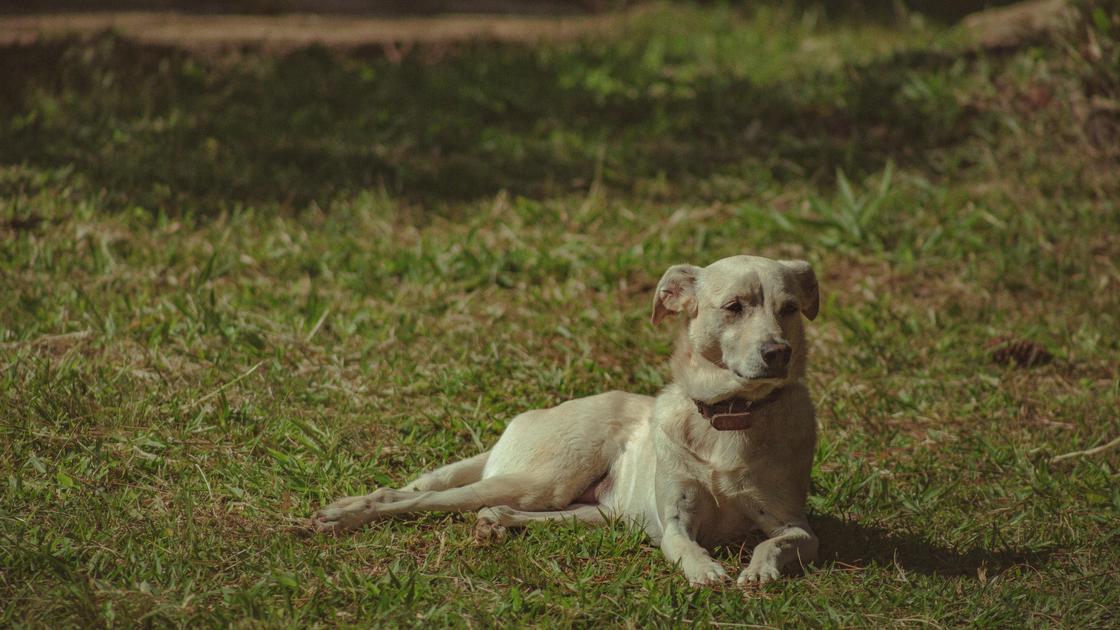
<box><xmin>651</xmin><ymin>264</ymin><xmax>701</xmax><ymax>325</ymax></box>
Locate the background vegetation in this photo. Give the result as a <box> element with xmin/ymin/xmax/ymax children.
<box><xmin>2</xmin><ymin>1</ymin><xmax>1118</xmax><ymax>626</ymax></box>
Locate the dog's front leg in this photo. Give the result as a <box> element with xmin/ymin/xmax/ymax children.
<box><xmin>656</xmin><ymin>477</ymin><xmax>728</xmax><ymax>587</ymax></box>
<box><xmin>737</xmin><ymin>519</ymin><xmax>818</xmax><ymax>585</ymax></box>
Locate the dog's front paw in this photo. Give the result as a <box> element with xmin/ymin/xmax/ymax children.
<box><xmin>308</xmin><ymin>495</ymin><xmax>379</xmax><ymax>534</ymax></box>
<box><xmin>683</xmin><ymin>558</ymin><xmax>729</xmax><ymax>587</ymax></box>
<box><xmin>738</xmin><ymin>548</ymin><xmax>783</xmax><ymax>585</ymax></box>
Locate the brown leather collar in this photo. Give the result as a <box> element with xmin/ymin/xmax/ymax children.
<box><xmin>694</xmin><ymin>388</ymin><xmax>784</xmax><ymax>431</ymax></box>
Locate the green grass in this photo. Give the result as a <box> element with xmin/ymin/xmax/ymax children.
<box><xmin>2</xmin><ymin>2</ymin><xmax>1119</xmax><ymax>627</ymax></box>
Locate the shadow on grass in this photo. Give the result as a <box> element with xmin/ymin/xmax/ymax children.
<box><xmin>810</xmin><ymin>514</ymin><xmax>1053</xmax><ymax>577</ymax></box>
<box><xmin>0</xmin><ymin>31</ymin><xmax>974</xmax><ymax>213</ymax></box>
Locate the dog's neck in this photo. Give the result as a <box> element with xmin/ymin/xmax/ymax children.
<box><xmin>669</xmin><ymin>329</ymin><xmax>790</xmax><ymax>430</ymax></box>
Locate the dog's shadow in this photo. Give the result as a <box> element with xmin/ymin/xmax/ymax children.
<box><xmin>722</xmin><ymin>514</ymin><xmax>1052</xmax><ymax>578</ymax></box>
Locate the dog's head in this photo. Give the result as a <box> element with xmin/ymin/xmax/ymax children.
<box><xmin>652</xmin><ymin>255</ymin><xmax>818</xmax><ymax>401</ymax></box>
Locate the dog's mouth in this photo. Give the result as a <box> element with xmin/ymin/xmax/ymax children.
<box><xmin>730</xmin><ymin>366</ymin><xmax>788</xmax><ymax>382</ymax></box>
<box><xmin>726</xmin><ymin>368</ymin><xmax>789</xmax><ymax>403</ymax></box>
<box><xmin>705</xmin><ymin>359</ymin><xmax>787</xmax><ymax>382</ymax></box>
<box><xmin>701</xmin><ymin>349</ymin><xmax>789</xmax><ymax>384</ymax></box>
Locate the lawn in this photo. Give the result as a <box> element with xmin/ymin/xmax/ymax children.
<box><xmin>1</xmin><ymin>1</ymin><xmax>1118</xmax><ymax>626</ymax></box>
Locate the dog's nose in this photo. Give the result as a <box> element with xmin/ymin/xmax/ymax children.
<box><xmin>761</xmin><ymin>341</ymin><xmax>792</xmax><ymax>369</ymax></box>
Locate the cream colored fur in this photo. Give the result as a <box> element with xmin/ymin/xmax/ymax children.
<box><xmin>310</xmin><ymin>254</ymin><xmax>821</xmax><ymax>587</ymax></box>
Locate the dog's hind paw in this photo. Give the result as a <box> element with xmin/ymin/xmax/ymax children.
<box><xmin>308</xmin><ymin>495</ymin><xmax>379</xmax><ymax>534</ymax></box>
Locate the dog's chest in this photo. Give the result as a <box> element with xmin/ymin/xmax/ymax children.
<box><xmin>694</xmin><ymin>490</ymin><xmax>760</xmax><ymax>548</ymax></box>
<box><xmin>694</xmin><ymin>464</ymin><xmax>776</xmax><ymax>547</ymax></box>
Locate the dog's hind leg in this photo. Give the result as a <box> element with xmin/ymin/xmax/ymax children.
<box><xmin>399</xmin><ymin>451</ymin><xmax>490</xmax><ymax>492</ymax></box>
<box><xmin>311</xmin><ymin>473</ymin><xmax>560</xmax><ymax>533</ymax></box>
<box><xmin>472</xmin><ymin>504</ymin><xmax>608</xmax><ymax>542</ymax></box>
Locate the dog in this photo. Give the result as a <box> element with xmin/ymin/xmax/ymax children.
<box><xmin>310</xmin><ymin>254</ymin><xmax>820</xmax><ymax>587</ymax></box>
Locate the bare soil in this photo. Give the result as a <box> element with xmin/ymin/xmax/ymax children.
<box><xmin>0</xmin><ymin>9</ymin><xmax>624</xmax><ymax>51</ymax></box>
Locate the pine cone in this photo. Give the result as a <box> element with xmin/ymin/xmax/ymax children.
<box><xmin>989</xmin><ymin>337</ymin><xmax>1053</xmax><ymax>367</ymax></box>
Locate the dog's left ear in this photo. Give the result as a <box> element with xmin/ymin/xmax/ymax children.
<box><xmin>651</xmin><ymin>264</ymin><xmax>701</xmax><ymax>325</ymax></box>
<box><xmin>780</xmin><ymin>260</ymin><xmax>819</xmax><ymax>321</ymax></box>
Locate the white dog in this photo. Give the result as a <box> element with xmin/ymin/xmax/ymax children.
<box><xmin>310</xmin><ymin>255</ymin><xmax>820</xmax><ymax>587</ymax></box>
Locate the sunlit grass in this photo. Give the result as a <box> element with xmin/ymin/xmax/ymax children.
<box><xmin>1</xmin><ymin>2</ymin><xmax>1118</xmax><ymax>626</ymax></box>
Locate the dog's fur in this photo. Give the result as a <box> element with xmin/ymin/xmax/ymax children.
<box><xmin>311</xmin><ymin>255</ymin><xmax>820</xmax><ymax>586</ymax></box>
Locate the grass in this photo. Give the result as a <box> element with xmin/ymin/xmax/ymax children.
<box><xmin>2</xmin><ymin>1</ymin><xmax>1119</xmax><ymax>626</ymax></box>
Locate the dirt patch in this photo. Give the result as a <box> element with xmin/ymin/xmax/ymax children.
<box><xmin>0</xmin><ymin>10</ymin><xmax>627</xmax><ymax>52</ymax></box>
<box><xmin>961</xmin><ymin>0</ymin><xmax>1076</xmax><ymax>49</ymax></box>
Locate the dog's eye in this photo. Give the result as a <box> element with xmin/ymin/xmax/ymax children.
<box><xmin>724</xmin><ymin>301</ymin><xmax>744</xmax><ymax>314</ymax></box>
<box><xmin>779</xmin><ymin>302</ymin><xmax>799</xmax><ymax>317</ymax></box>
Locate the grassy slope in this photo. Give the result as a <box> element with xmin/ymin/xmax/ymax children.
<box><xmin>2</xmin><ymin>2</ymin><xmax>1119</xmax><ymax>627</ymax></box>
